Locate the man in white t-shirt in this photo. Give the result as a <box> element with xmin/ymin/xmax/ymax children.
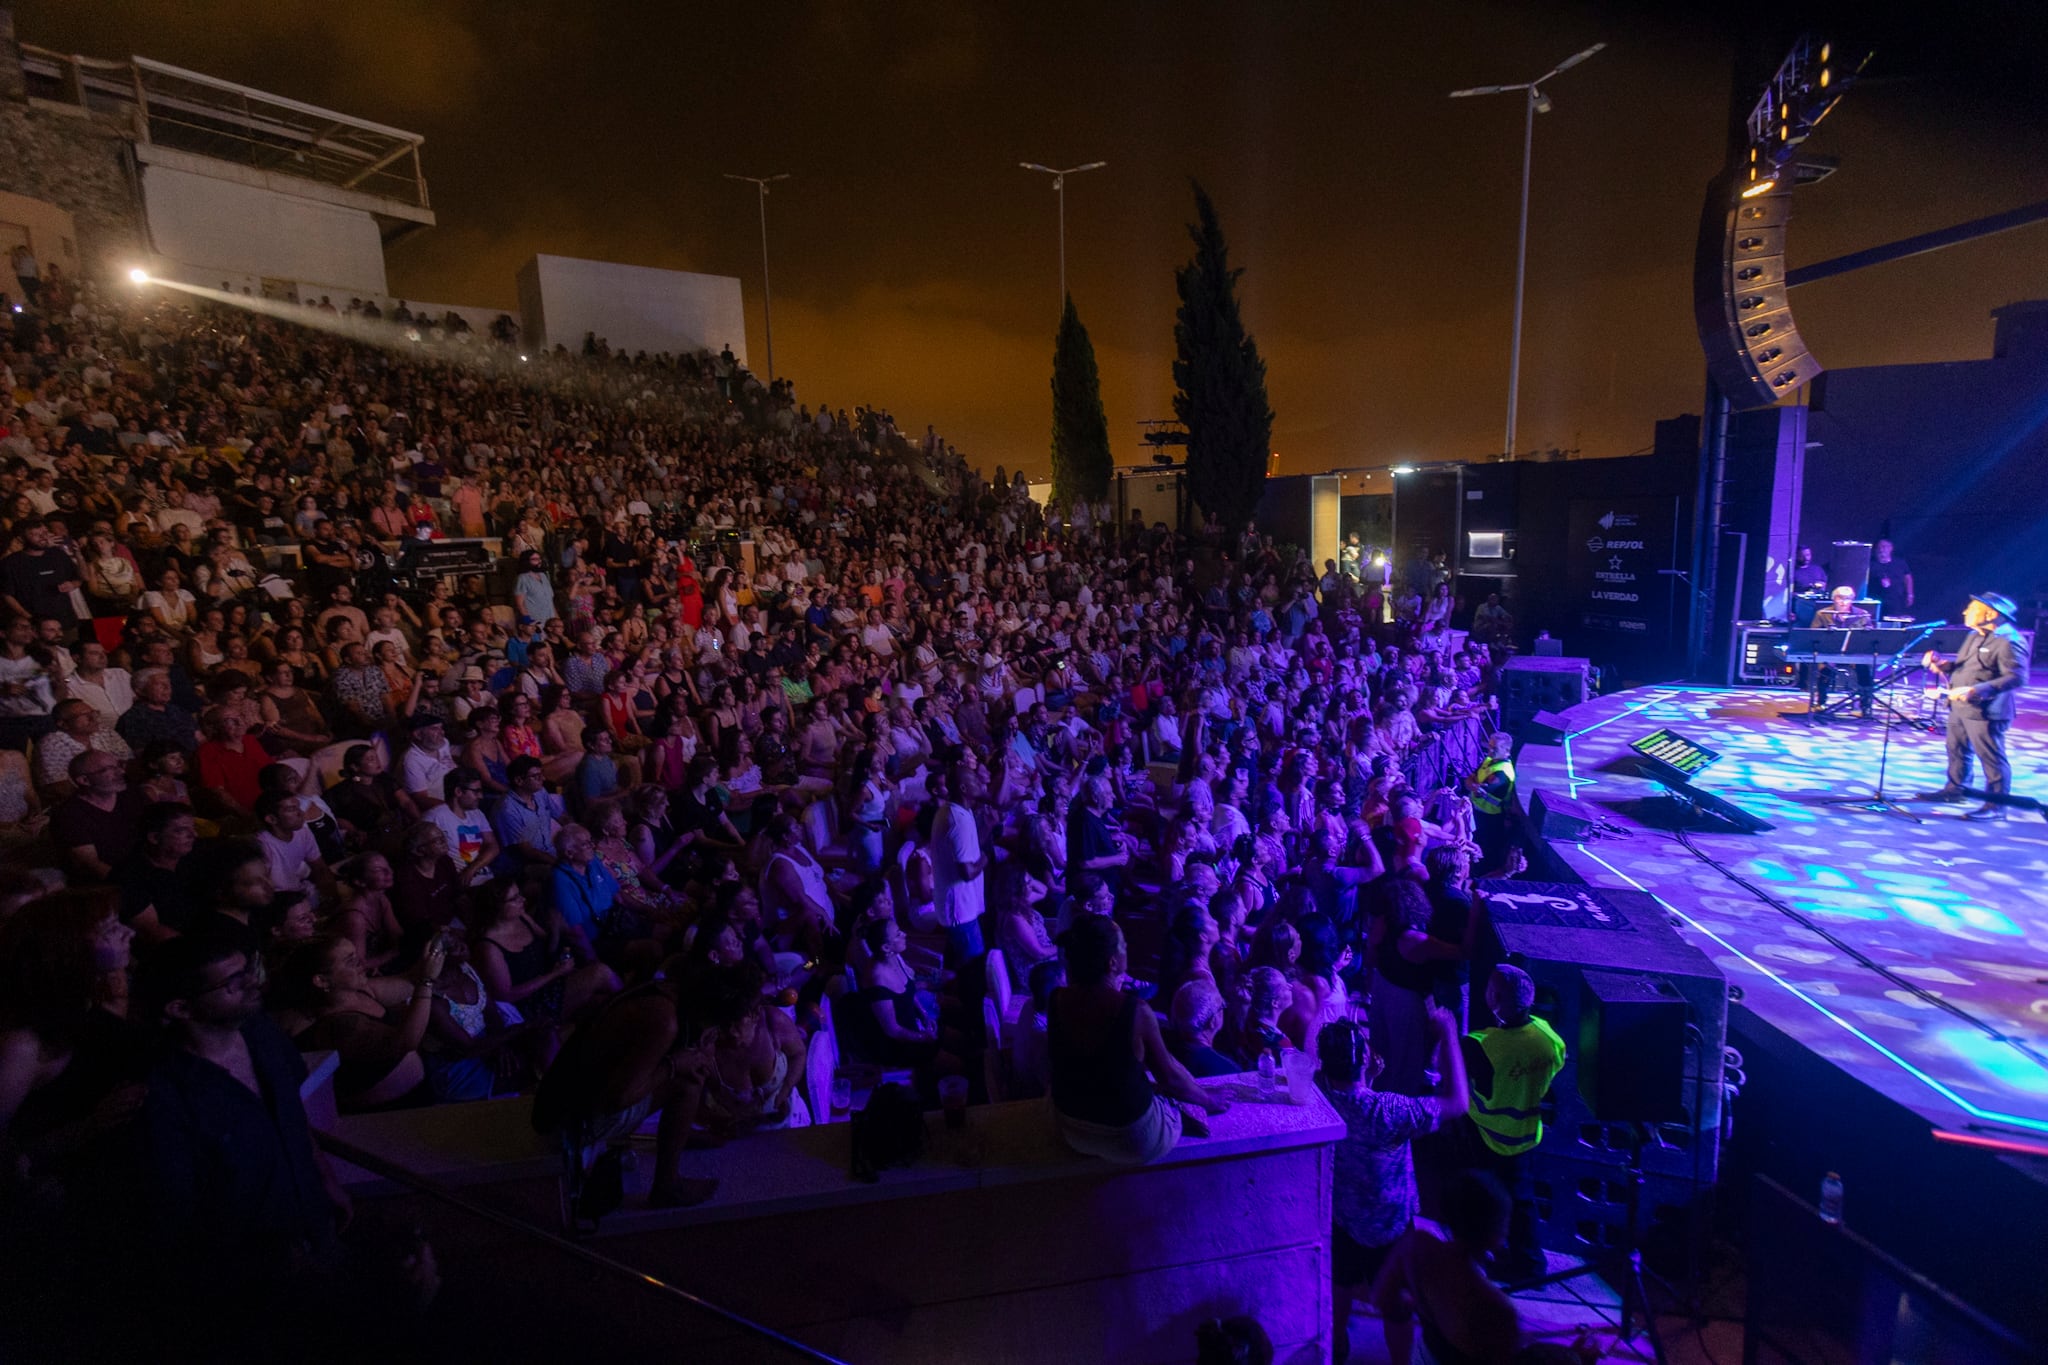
<box><xmin>255</xmin><ymin>790</ymin><xmax>326</xmax><ymax>897</ymax></box>
<box><xmin>423</xmin><ymin>765</ymin><xmax>498</xmax><ymax>885</ymax></box>
<box><xmin>928</xmin><ymin>765</ymin><xmax>989</xmax><ymax>965</ymax></box>
<box><xmin>399</xmin><ymin>715</ymin><xmax>456</xmax><ymax>809</ymax></box>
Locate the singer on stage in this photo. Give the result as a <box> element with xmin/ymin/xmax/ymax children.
<box><xmin>1918</xmin><ymin>591</ymin><xmax>2030</xmax><ymax>821</ymax></box>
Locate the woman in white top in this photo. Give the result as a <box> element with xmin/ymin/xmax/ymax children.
<box><xmin>143</xmin><ymin>567</ymin><xmax>197</xmax><ymax>635</ymax></box>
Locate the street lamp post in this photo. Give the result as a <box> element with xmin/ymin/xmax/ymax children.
<box><xmin>723</xmin><ymin>172</ymin><xmax>792</xmax><ymax>381</ymax></box>
<box><xmin>1450</xmin><ymin>43</ymin><xmax>1605</xmax><ymax>462</ymax></box>
<box><xmin>1018</xmin><ymin>160</ymin><xmax>1107</xmax><ymax>304</ymax></box>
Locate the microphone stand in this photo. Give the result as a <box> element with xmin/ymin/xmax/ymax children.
<box><xmin>1819</xmin><ymin>622</ymin><xmax>1942</xmax><ymax>823</ymax></box>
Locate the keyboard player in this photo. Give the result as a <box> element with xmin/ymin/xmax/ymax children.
<box><xmin>1807</xmin><ymin>585</ymin><xmax>1875</xmax><ymax>717</ymax></box>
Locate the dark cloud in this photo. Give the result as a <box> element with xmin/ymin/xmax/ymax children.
<box><xmin>22</xmin><ymin>1</ymin><xmax>2048</xmax><ymax>476</ymax></box>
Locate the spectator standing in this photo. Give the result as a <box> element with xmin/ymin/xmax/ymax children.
<box><xmin>929</xmin><ymin>766</ymin><xmax>990</xmax><ymax>965</ymax></box>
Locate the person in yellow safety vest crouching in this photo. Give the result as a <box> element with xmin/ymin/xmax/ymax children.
<box><xmin>1459</xmin><ymin>964</ymin><xmax>1565</xmax><ymax>1282</ymax></box>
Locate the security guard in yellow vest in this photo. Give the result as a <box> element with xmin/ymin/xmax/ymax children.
<box><xmin>1466</xmin><ymin>732</ymin><xmax>1517</xmax><ymax>865</ymax></box>
<box><xmin>1460</xmin><ymin>965</ymin><xmax>1566</xmax><ymax>1281</ymax></box>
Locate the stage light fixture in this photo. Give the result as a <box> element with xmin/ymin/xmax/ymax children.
<box><xmin>127</xmin><ymin>267</ymin><xmax>148</xmax><ymax>284</ymax></box>
<box><xmin>1740</xmin><ymin>178</ymin><xmax>1778</xmax><ymax>199</ymax></box>
<box><xmin>1390</xmin><ymin>464</ymin><xmax>1416</xmax><ymax>475</ymax></box>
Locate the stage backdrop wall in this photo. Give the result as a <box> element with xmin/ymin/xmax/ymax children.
<box><xmin>1511</xmin><ymin>454</ymin><xmax>1697</xmax><ymax>684</ymax></box>
<box><xmin>1800</xmin><ymin>302</ymin><xmax>2048</xmax><ymax>624</ymax></box>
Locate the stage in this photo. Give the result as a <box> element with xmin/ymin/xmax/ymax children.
<box><xmin>1514</xmin><ymin>683</ymin><xmax>2048</xmax><ymax>1145</ymax></box>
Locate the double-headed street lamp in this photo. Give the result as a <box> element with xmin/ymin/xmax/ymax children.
<box><xmin>1450</xmin><ymin>42</ymin><xmax>1605</xmax><ymax>462</ymax></box>
<box><xmin>1018</xmin><ymin>160</ymin><xmax>1107</xmax><ymax>305</ymax></box>
<box><xmin>723</xmin><ymin>172</ymin><xmax>792</xmax><ymax>381</ymax></box>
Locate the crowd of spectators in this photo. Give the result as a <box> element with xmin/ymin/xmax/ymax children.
<box><xmin>0</xmin><ymin>268</ymin><xmax>1564</xmax><ymax>1361</ymax></box>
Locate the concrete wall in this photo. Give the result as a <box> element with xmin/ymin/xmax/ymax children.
<box><xmin>518</xmin><ymin>252</ymin><xmax>746</xmax><ymax>363</ymax></box>
<box><xmin>0</xmin><ymin>12</ymin><xmax>146</xmax><ymax>278</ymax></box>
<box><xmin>141</xmin><ymin>161</ymin><xmax>388</xmax><ymax>296</ymax></box>
<box><xmin>327</xmin><ymin>1085</ymin><xmax>1341</xmax><ymax>1364</ymax></box>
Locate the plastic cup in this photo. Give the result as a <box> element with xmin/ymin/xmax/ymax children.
<box><xmin>830</xmin><ymin>1076</ymin><xmax>852</xmax><ymax>1119</ymax></box>
<box><xmin>939</xmin><ymin>1074</ymin><xmax>970</xmax><ymax>1129</ymax></box>
<box><xmin>1282</xmin><ymin>1052</ymin><xmax>1315</xmax><ymax>1106</ymax></box>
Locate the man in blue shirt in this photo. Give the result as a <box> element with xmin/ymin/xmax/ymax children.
<box><xmin>492</xmin><ymin>756</ymin><xmax>564</xmax><ymax>875</ymax></box>
<box><xmin>550</xmin><ymin>822</ymin><xmax>619</xmax><ymax>959</ymax></box>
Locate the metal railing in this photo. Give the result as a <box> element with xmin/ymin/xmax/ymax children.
<box><xmin>315</xmin><ymin>1130</ymin><xmax>850</xmax><ymax>1365</ymax></box>
<box><xmin>1402</xmin><ymin>713</ymin><xmax>1494</xmax><ymax>795</ymax></box>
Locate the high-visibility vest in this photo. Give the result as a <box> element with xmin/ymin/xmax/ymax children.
<box><xmin>1470</xmin><ymin>757</ymin><xmax>1515</xmax><ymax>815</ymax></box>
<box><xmin>1468</xmin><ymin>1017</ymin><xmax>1566</xmax><ymax>1156</ymax></box>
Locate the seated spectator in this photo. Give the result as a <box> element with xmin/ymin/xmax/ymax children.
<box><xmin>1009</xmin><ymin>956</ymin><xmax>1065</xmax><ymax>1100</ymax></box>
<box><xmin>390</xmin><ymin>820</ymin><xmax>463</xmax><ymax>947</ymax></box>
<box><xmin>990</xmin><ymin>860</ymin><xmax>1057</xmax><ymax>991</ymax></box>
<box><xmin>530</xmin><ymin>959</ymin><xmax>761</xmax><ymax>1208</ymax></box>
<box><xmin>194</xmin><ymin>704</ymin><xmax>272</xmax><ymax>820</ymax></box>
<box><xmin>327</xmin><ymin>741</ymin><xmax>414</xmax><ymax>852</ymax></box>
<box><xmin>116</xmin><ymin>666</ymin><xmax>199</xmax><ymax>757</ymax></box>
<box><xmin>492</xmin><ymin>755</ymin><xmax>565</xmax><ymax>874</ymax></box>
<box><xmin>696</xmin><ymin>966</ymin><xmax>807</xmax><ymax>1133</ymax></box>
<box><xmin>274</xmin><ymin>934</ymin><xmax>445</xmax><ymax>1112</ymax></box>
<box><xmin>34</xmin><ymin>698</ymin><xmax>130</xmax><ymax>799</ymax></box>
<box><xmin>254</xmin><ymin>789</ymin><xmax>328</xmax><ymax>899</ymax></box>
<box><xmin>1167</xmin><ymin>978</ymin><xmax>1242</xmax><ymax>1078</ymax></box>
<box><xmin>1047</xmin><ymin>915</ymin><xmax>1227</xmax><ymax>1164</ymax></box>
<box><xmin>0</xmin><ymin>890</ymin><xmax>146</xmax><ymax>1200</ymax></box>
<box><xmin>48</xmin><ymin>749</ymin><xmax>145</xmax><ymax>883</ymax></box>
<box><xmin>398</xmin><ymin>714</ymin><xmax>456</xmax><ymax>810</ymax></box>
<box><xmin>844</xmin><ymin>917</ymin><xmax>963</xmax><ymax>1085</ymax></box>
<box><xmin>114</xmin><ymin>801</ymin><xmax>199</xmax><ymax>943</ymax></box>
<box><xmin>550</xmin><ymin>823</ymin><xmax>620</xmax><ymax>962</ymax></box>
<box><xmin>422</xmin><ymin>765</ymin><xmax>499</xmax><ymax>887</ymax></box>
<box><xmin>332</xmin><ymin>852</ymin><xmax>405</xmax><ymax>972</ymax></box>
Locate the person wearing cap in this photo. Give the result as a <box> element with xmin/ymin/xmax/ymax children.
<box><xmin>399</xmin><ymin>714</ymin><xmax>456</xmax><ymax>810</ymax></box>
<box><xmin>450</xmin><ymin>665</ymin><xmax>492</xmax><ymax>723</ymax></box>
<box><xmin>1919</xmin><ymin>590</ymin><xmax>2031</xmax><ymax>820</ymax></box>
<box><xmin>1460</xmin><ymin>965</ymin><xmax>1566</xmax><ymax>1282</ymax></box>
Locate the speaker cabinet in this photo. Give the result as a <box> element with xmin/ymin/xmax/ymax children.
<box><xmin>1694</xmin><ymin>171</ymin><xmax>1821</xmax><ymax>411</ymax></box>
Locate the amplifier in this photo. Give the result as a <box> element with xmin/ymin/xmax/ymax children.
<box><xmin>1474</xmin><ymin>879</ymin><xmax>1728</xmax><ymax>1197</ymax></box>
<box><xmin>1500</xmin><ymin>656</ymin><xmax>1592</xmax><ymax>731</ymax></box>
<box><xmin>1529</xmin><ymin>789</ymin><xmax>1613</xmax><ymax>842</ymax></box>
<box><xmin>1735</xmin><ymin>623</ymin><xmax>1797</xmax><ymax>686</ymax></box>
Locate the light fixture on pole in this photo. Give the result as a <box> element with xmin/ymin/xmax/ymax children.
<box><xmin>723</xmin><ymin>172</ymin><xmax>792</xmax><ymax>382</ymax></box>
<box><xmin>1450</xmin><ymin>42</ymin><xmax>1605</xmax><ymax>462</ymax></box>
<box><xmin>1018</xmin><ymin>160</ymin><xmax>1107</xmax><ymax>304</ymax></box>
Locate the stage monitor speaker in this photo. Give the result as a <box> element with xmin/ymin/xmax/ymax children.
<box><xmin>1693</xmin><ymin>171</ymin><xmax>1822</xmax><ymax>411</ymax></box>
<box><xmin>1476</xmin><ymin>880</ymin><xmax>1728</xmax><ymax>1260</ymax></box>
<box><xmin>1500</xmin><ymin>658</ymin><xmax>1591</xmax><ymax>733</ymax></box>
<box><xmin>1828</xmin><ymin>540</ymin><xmax>1871</xmax><ymax>600</ymax></box>
<box><xmin>1577</xmin><ymin>969</ymin><xmax>1690</xmax><ymax>1125</ymax></box>
<box><xmin>1530</xmin><ymin>789</ymin><xmax>1608</xmax><ymax>842</ymax></box>
<box><xmin>1518</xmin><ymin>710</ymin><xmax>1575</xmax><ymax>746</ymax></box>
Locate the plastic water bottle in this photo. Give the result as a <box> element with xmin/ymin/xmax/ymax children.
<box><xmin>1257</xmin><ymin>1050</ymin><xmax>1278</xmax><ymax>1098</ymax></box>
<box><xmin>1819</xmin><ymin>1171</ymin><xmax>1844</xmax><ymax>1225</ymax></box>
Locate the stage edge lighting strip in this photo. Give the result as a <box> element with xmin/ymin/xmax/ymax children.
<box><xmin>1561</xmin><ymin>691</ymin><xmax>2048</xmax><ymax>1137</ymax></box>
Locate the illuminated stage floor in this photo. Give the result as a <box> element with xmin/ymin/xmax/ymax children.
<box><xmin>1514</xmin><ymin>683</ymin><xmax>2048</xmax><ymax>1144</ymax></box>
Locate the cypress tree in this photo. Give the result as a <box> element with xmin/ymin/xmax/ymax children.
<box><xmin>1050</xmin><ymin>293</ymin><xmax>1112</xmax><ymax>509</ymax></box>
<box><xmin>1173</xmin><ymin>182</ymin><xmax>1275</xmax><ymax>531</ymax></box>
